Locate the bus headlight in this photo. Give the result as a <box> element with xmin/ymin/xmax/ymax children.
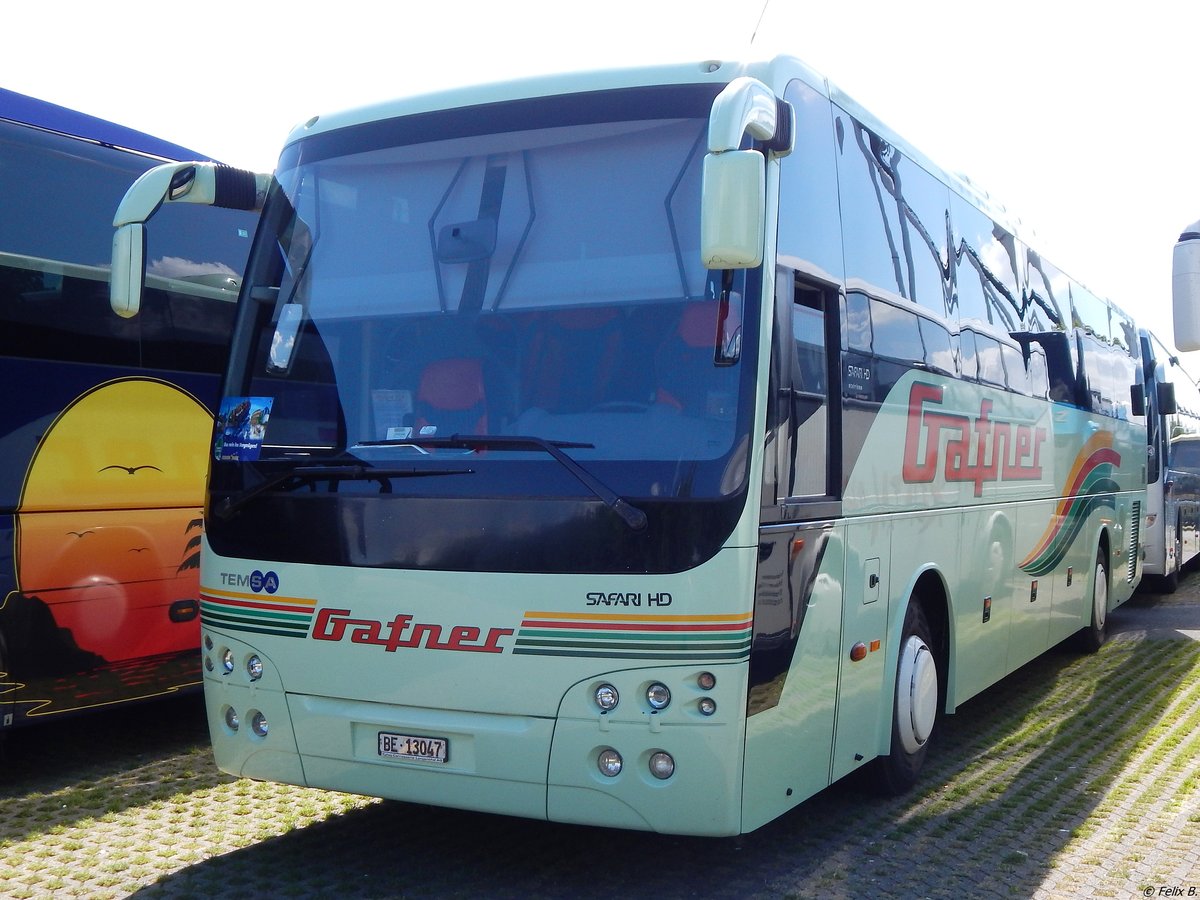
<box><xmin>246</xmin><ymin>655</ymin><xmax>264</xmax><ymax>681</ymax></box>
<box><xmin>698</xmin><ymin>697</ymin><xmax>717</xmax><ymax>716</ymax></box>
<box><xmin>597</xmin><ymin>748</ymin><xmax>623</xmax><ymax>777</ymax></box>
<box><xmin>594</xmin><ymin>683</ymin><xmax>619</xmax><ymax>711</ymax></box>
<box><xmin>646</xmin><ymin>682</ymin><xmax>671</xmax><ymax>710</ymax></box>
<box><xmin>649</xmin><ymin>751</ymin><xmax>675</xmax><ymax>780</ymax></box>
<box><xmin>221</xmin><ymin>649</ymin><xmax>235</xmax><ymax>674</ymax></box>
<box><xmin>250</xmin><ymin>710</ymin><xmax>269</xmax><ymax>737</ymax></box>
<box><xmin>224</xmin><ymin>706</ymin><xmax>240</xmax><ymax>732</ymax></box>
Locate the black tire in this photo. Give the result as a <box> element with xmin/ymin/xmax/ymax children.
<box><xmin>1160</xmin><ymin>567</ymin><xmax>1180</xmax><ymax>595</ymax></box>
<box><xmin>1076</xmin><ymin>545</ymin><xmax>1109</xmax><ymax>653</ymax></box>
<box><xmin>874</xmin><ymin>602</ymin><xmax>940</xmax><ymax>796</ymax></box>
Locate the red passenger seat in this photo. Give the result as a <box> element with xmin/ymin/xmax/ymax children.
<box><xmin>414</xmin><ymin>357</ymin><xmax>488</xmax><ymax>436</ymax></box>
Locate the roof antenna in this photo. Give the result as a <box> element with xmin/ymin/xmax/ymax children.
<box><xmin>750</xmin><ymin>0</ymin><xmax>771</xmax><ymax>46</ymax></box>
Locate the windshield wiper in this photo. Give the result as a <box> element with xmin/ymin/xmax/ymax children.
<box><xmin>383</xmin><ymin>434</ymin><xmax>648</xmax><ymax>532</ymax></box>
<box><xmin>214</xmin><ymin>463</ymin><xmax>474</xmax><ymax>521</ymax></box>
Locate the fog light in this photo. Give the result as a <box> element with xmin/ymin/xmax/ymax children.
<box><xmin>204</xmin><ymin>655</ymin><xmax>214</xmax><ymax>673</ymax></box>
<box><xmin>697</xmin><ymin>671</ymin><xmax>716</xmax><ymax>690</ymax></box>
<box><xmin>646</xmin><ymin>682</ymin><xmax>671</xmax><ymax>710</ymax></box>
<box><xmin>221</xmin><ymin>649</ymin><xmax>235</xmax><ymax>674</ymax></box>
<box><xmin>698</xmin><ymin>697</ymin><xmax>717</xmax><ymax>716</ymax></box>
<box><xmin>597</xmin><ymin>748</ymin><xmax>623</xmax><ymax>777</ymax></box>
<box><xmin>224</xmin><ymin>706</ymin><xmax>240</xmax><ymax>732</ymax></box>
<box><xmin>250</xmin><ymin>710</ymin><xmax>269</xmax><ymax>737</ymax></box>
<box><xmin>246</xmin><ymin>655</ymin><xmax>264</xmax><ymax>681</ymax></box>
<box><xmin>649</xmin><ymin>751</ymin><xmax>675</xmax><ymax>780</ymax></box>
<box><xmin>594</xmin><ymin>683</ymin><xmax>619</xmax><ymax>711</ymax></box>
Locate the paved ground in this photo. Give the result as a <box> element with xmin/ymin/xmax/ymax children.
<box><xmin>0</xmin><ymin>574</ymin><xmax>1197</xmax><ymax>899</ymax></box>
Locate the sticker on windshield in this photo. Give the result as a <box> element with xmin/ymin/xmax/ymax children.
<box><xmin>215</xmin><ymin>397</ymin><xmax>274</xmax><ymax>461</ymax></box>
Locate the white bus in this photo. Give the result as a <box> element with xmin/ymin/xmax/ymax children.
<box><xmin>1139</xmin><ymin>329</ymin><xmax>1200</xmax><ymax>591</ymax></box>
<box><xmin>114</xmin><ymin>56</ymin><xmax>1147</xmax><ymax>836</ymax></box>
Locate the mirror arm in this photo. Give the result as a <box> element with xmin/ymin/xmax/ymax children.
<box><xmin>707</xmin><ymin>77</ymin><xmax>794</xmax><ymax>158</ymax></box>
<box><xmin>110</xmin><ymin>162</ymin><xmax>270</xmax><ymax>317</ymax></box>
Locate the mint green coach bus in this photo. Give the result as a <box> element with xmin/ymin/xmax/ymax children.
<box><xmin>113</xmin><ymin>55</ymin><xmax>1147</xmax><ymax>835</ymax></box>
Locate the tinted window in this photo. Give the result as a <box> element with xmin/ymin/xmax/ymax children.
<box><xmin>1001</xmin><ymin>343</ymin><xmax>1026</xmax><ymax>392</ymax></box>
<box><xmin>777</xmin><ymin>80</ymin><xmax>844</xmax><ymax>284</ymax></box>
<box><xmin>951</xmin><ymin>194</ymin><xmax>1021</xmax><ymax>331</ymax></box>
<box><xmin>843</xmin><ymin>290</ymin><xmax>872</xmax><ymax>352</ymax></box>
<box><xmin>0</xmin><ymin>118</ymin><xmax>254</xmax><ymax>374</ymax></box>
<box><xmin>870</xmin><ymin>298</ymin><xmax>923</xmax><ymax>363</ymax></box>
<box><xmin>959</xmin><ymin>329</ymin><xmax>978</xmax><ymax>381</ymax></box>
<box><xmin>0</xmin><ymin>262</ymin><xmax>139</xmax><ymax>366</ymax></box>
<box><xmin>975</xmin><ymin>332</ymin><xmax>1006</xmax><ymax>386</ymax></box>
<box><xmin>1172</xmin><ymin>439</ymin><xmax>1200</xmax><ymax>470</ymax></box>
<box><xmin>920</xmin><ymin>317</ymin><xmax>955</xmax><ymax>374</ymax></box>
<box><xmin>1028</xmin><ymin>346</ymin><xmax>1049</xmax><ymax>398</ymax></box>
<box><xmin>1071</xmin><ymin>284</ymin><xmax>1110</xmax><ymax>342</ymax></box>
<box><xmin>834</xmin><ymin>111</ymin><xmax>951</xmax><ymax>317</ymax></box>
<box><xmin>1023</xmin><ymin>247</ymin><xmax>1069</xmax><ymax>330</ymax></box>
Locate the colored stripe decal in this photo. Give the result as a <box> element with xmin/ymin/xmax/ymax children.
<box><xmin>1019</xmin><ymin>433</ymin><xmax>1120</xmax><ymax>576</ymax></box>
<box><xmin>514</xmin><ymin>611</ymin><xmax>753</xmax><ymax>660</ymax></box>
<box><xmin>200</xmin><ymin>586</ymin><xmax>317</xmax><ymax>638</ymax></box>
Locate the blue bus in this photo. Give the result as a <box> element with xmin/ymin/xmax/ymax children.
<box><xmin>0</xmin><ymin>88</ymin><xmax>255</xmax><ymax>733</ymax></box>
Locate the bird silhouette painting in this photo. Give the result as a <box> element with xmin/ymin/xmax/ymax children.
<box><xmin>12</xmin><ymin>377</ymin><xmax>212</xmax><ymax>669</ymax></box>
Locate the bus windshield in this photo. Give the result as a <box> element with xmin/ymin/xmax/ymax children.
<box><xmin>221</xmin><ymin>86</ymin><xmax>756</xmax><ymax>508</ymax></box>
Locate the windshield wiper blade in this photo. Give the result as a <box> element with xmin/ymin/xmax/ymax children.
<box><xmin>215</xmin><ymin>463</ymin><xmax>474</xmax><ymax>521</ymax></box>
<box><xmin>406</xmin><ymin>434</ymin><xmax>648</xmax><ymax>532</ymax></box>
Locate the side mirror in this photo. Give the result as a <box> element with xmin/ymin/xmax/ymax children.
<box><xmin>1159</xmin><ymin>381</ymin><xmax>1178</xmax><ymax>415</ymax></box>
<box><xmin>1131</xmin><ymin>383</ymin><xmax>1146</xmax><ymax>418</ymax></box>
<box><xmin>110</xmin><ymin>161</ymin><xmax>268</xmax><ymax>318</ymax></box>
<box><xmin>110</xmin><ymin>223</ymin><xmax>146</xmax><ymax>318</ymax></box>
<box><xmin>700</xmin><ymin>76</ymin><xmax>791</xmax><ymax>272</ymax></box>
<box><xmin>701</xmin><ymin>150</ymin><xmax>765</xmax><ymax>269</ymax></box>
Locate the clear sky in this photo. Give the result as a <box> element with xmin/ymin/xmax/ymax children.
<box><xmin>7</xmin><ymin>0</ymin><xmax>1199</xmax><ymax>362</ymax></box>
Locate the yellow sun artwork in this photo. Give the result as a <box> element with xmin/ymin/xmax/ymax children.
<box><xmin>14</xmin><ymin>378</ymin><xmax>212</xmax><ymax>662</ymax></box>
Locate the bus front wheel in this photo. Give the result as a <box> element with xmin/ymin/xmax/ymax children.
<box><xmin>1076</xmin><ymin>546</ymin><xmax>1109</xmax><ymax>653</ymax></box>
<box><xmin>874</xmin><ymin>602</ymin><xmax>939</xmax><ymax>795</ymax></box>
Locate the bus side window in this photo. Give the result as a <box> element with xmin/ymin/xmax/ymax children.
<box><xmin>1028</xmin><ymin>347</ymin><xmax>1050</xmax><ymax>399</ymax></box>
<box><xmin>785</xmin><ymin>278</ymin><xmax>832</xmax><ymax>499</ymax></box>
<box><xmin>959</xmin><ymin>329</ymin><xmax>979</xmax><ymax>381</ymax></box>
<box><xmin>975</xmin><ymin>333</ymin><xmax>1006</xmax><ymax>387</ymax></box>
<box><xmin>919</xmin><ymin>317</ymin><xmax>955</xmax><ymax>374</ymax></box>
<box><xmin>1000</xmin><ymin>342</ymin><xmax>1027</xmax><ymax>393</ymax></box>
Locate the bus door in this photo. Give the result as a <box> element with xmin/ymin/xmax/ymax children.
<box><xmin>743</xmin><ymin>271</ymin><xmax>844</xmax><ymax>826</ymax></box>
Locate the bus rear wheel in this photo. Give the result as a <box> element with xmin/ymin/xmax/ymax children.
<box><xmin>874</xmin><ymin>602</ymin><xmax>939</xmax><ymax>795</ymax></box>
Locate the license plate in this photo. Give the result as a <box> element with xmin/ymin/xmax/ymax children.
<box><xmin>378</xmin><ymin>731</ymin><xmax>448</xmax><ymax>763</ymax></box>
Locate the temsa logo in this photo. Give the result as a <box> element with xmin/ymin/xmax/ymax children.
<box><xmin>312</xmin><ymin>608</ymin><xmax>513</xmax><ymax>654</ymax></box>
<box><xmin>220</xmin><ymin>570</ymin><xmax>279</xmax><ymax>593</ymax></box>
<box><xmin>902</xmin><ymin>382</ymin><xmax>1048</xmax><ymax>497</ymax></box>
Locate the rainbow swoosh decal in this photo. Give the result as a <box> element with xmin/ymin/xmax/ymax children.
<box><xmin>512</xmin><ymin>611</ymin><xmax>753</xmax><ymax>660</ymax></box>
<box><xmin>1019</xmin><ymin>433</ymin><xmax>1120</xmax><ymax>576</ymax></box>
<box><xmin>200</xmin><ymin>587</ymin><xmax>317</xmax><ymax>638</ymax></box>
